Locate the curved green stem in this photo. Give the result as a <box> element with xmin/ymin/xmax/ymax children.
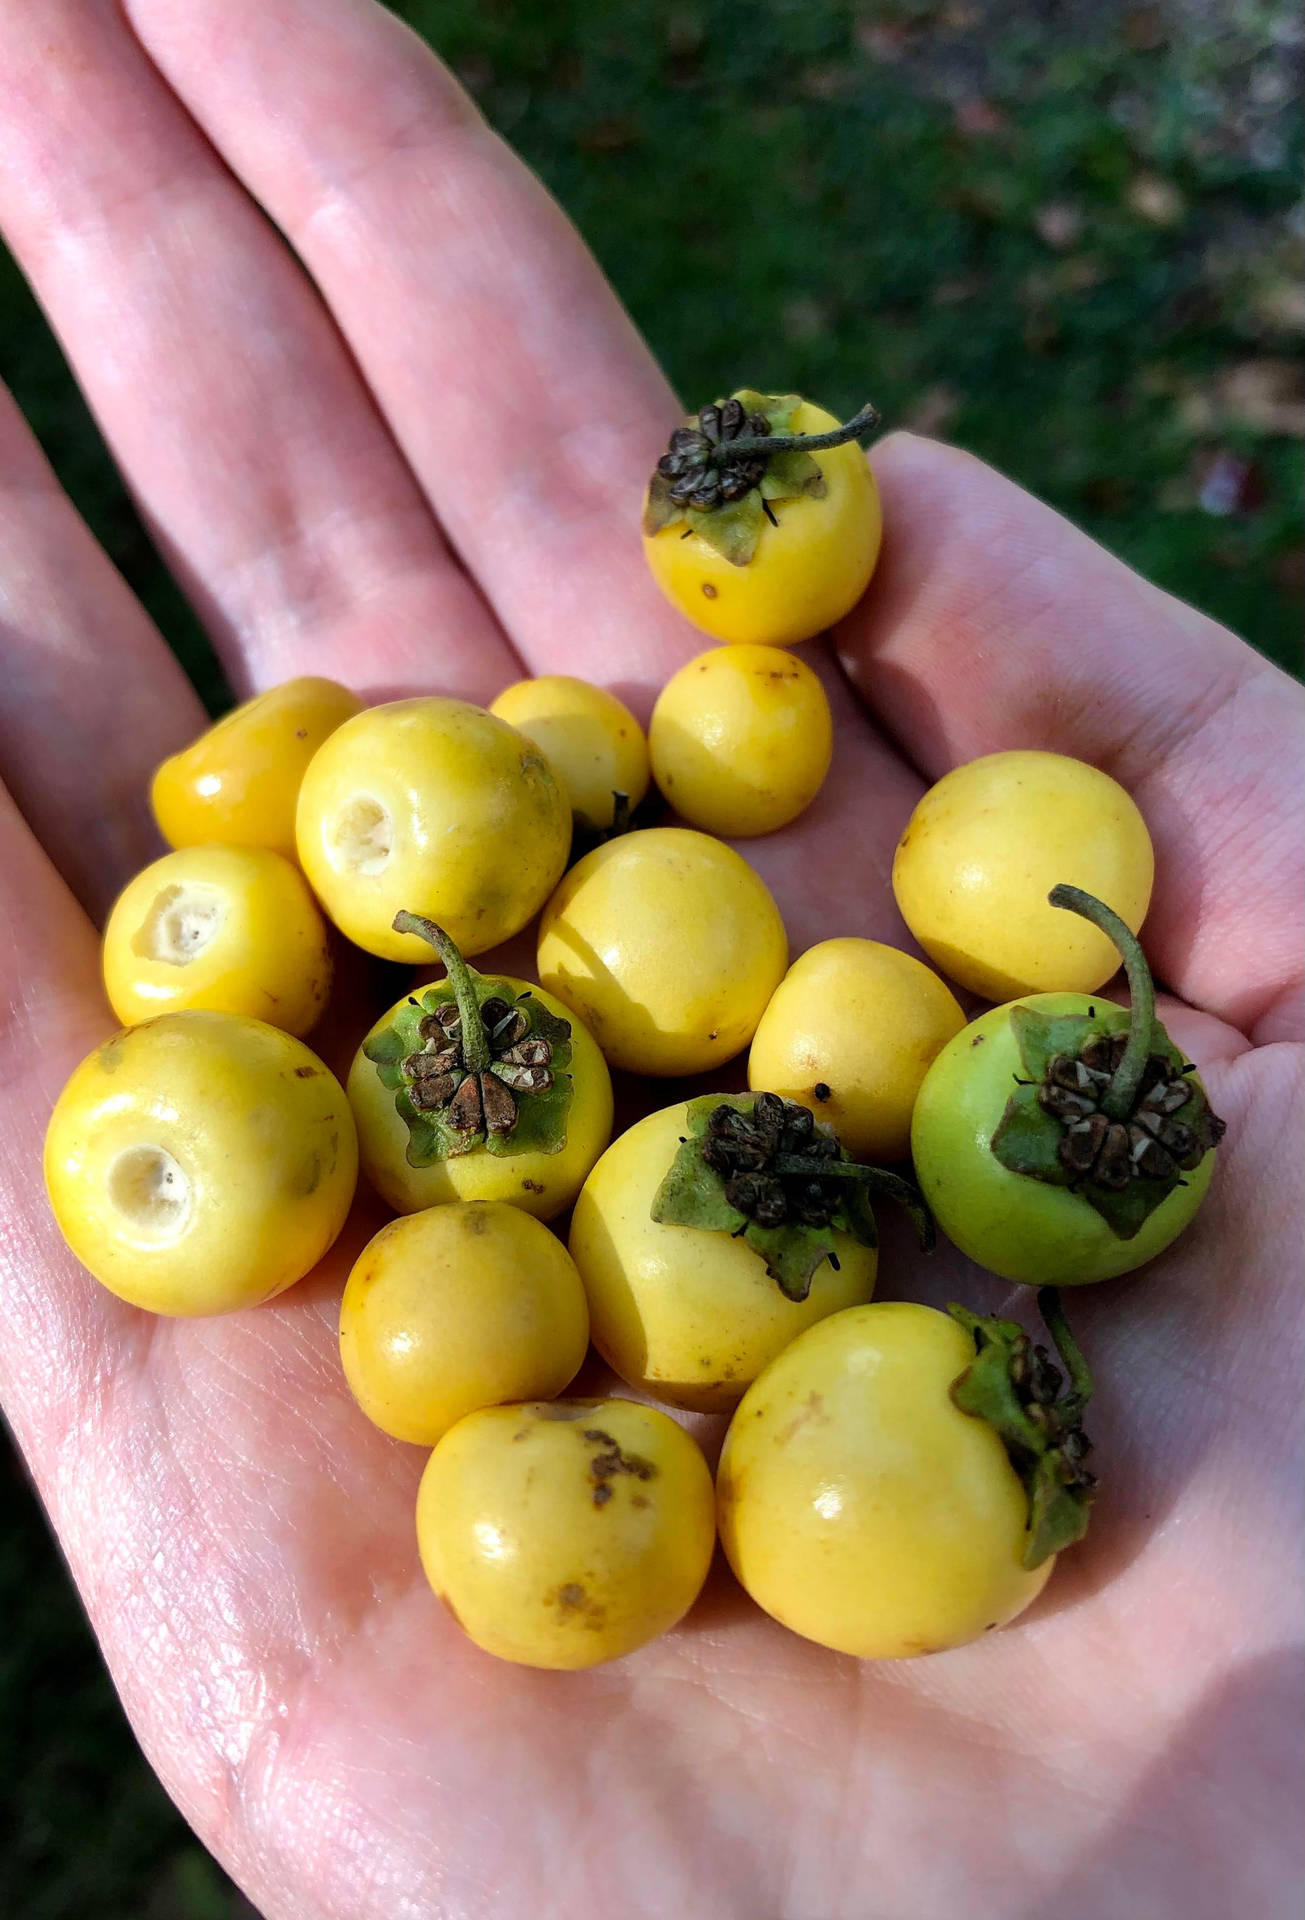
<box><xmin>770</xmin><ymin>1155</ymin><xmax>936</xmax><ymax>1250</ymax></box>
<box><xmin>713</xmin><ymin>399</ymin><xmax>881</xmax><ymax>465</ymax></box>
<box><xmin>1048</xmin><ymin>884</ymin><xmax>1155</xmax><ymax>1119</ymax></box>
<box><xmin>1037</xmin><ymin>1287</ymin><xmax>1094</xmax><ymax>1414</ymax></box>
<box><xmin>391</xmin><ymin>911</ymin><xmax>489</xmax><ymax>1073</ymax></box>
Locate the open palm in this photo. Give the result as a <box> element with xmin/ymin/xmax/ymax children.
<box><xmin>1</xmin><ymin>6</ymin><xmax>1302</xmax><ymax>1917</ymax></box>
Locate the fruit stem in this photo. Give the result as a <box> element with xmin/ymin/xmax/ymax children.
<box><xmin>1048</xmin><ymin>884</ymin><xmax>1155</xmax><ymax>1120</ymax></box>
<box><xmin>391</xmin><ymin>911</ymin><xmax>490</xmax><ymax>1073</ymax></box>
<box><xmin>713</xmin><ymin>398</ymin><xmax>881</xmax><ymax>464</ymax></box>
<box><xmin>1037</xmin><ymin>1287</ymin><xmax>1093</xmax><ymax>1415</ymax></box>
<box><xmin>770</xmin><ymin>1155</ymin><xmax>936</xmax><ymax>1251</ymax></box>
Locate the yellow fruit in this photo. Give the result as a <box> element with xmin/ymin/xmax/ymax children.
<box><xmin>296</xmin><ymin>697</ymin><xmax>571</xmax><ymax>961</ymax></box>
<box><xmin>101</xmin><ymin>844</ymin><xmax>331</xmax><ymax>1038</ymax></box>
<box><xmin>717</xmin><ymin>1303</ymin><xmax>1052</xmax><ymax>1657</ymax></box>
<box><xmin>642</xmin><ymin>400</ymin><xmax>881</xmax><ymax>647</ymax></box>
<box><xmin>339</xmin><ymin>1203</ymin><xmax>589</xmax><ymax>1445</ymax></box>
<box><xmin>44</xmin><ymin>1011</ymin><xmax>357</xmax><ymax>1315</ymax></box>
<box><xmin>416</xmin><ymin>1397</ymin><xmax>716</xmax><ymax>1668</ymax></box>
<box><xmin>348</xmin><ymin>977</ymin><xmax>612</xmax><ymax>1222</ymax></box>
<box><xmin>748</xmin><ymin>939</ymin><xmax>965</xmax><ymax>1161</ymax></box>
<box><xmin>537</xmin><ymin>827</ymin><xmax>787</xmax><ymax>1076</ymax></box>
<box><xmin>892</xmin><ymin>751</ymin><xmax>1155</xmax><ymax>1001</ymax></box>
<box><xmin>569</xmin><ymin>1103</ymin><xmax>876</xmax><ymax>1412</ymax></box>
<box><xmin>649</xmin><ymin>645</ymin><xmax>832</xmax><ymax>836</ymax></box>
<box><xmin>151</xmin><ymin>677</ymin><xmax>361</xmax><ymax>861</ymax></box>
<box><xmin>489</xmin><ymin>676</ymin><xmax>650</xmax><ymax>831</ymax></box>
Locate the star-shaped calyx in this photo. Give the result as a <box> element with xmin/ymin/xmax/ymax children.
<box><xmin>652</xmin><ymin>1092</ymin><xmax>933</xmax><ymax>1301</ymax></box>
<box><xmin>991</xmin><ymin>887</ymin><xmax>1226</xmax><ymax>1239</ymax></box>
<box><xmin>643</xmin><ymin>391</ymin><xmax>880</xmax><ymax>566</ymax></box>
<box><xmin>362</xmin><ymin>912</ymin><xmax>574</xmax><ymax>1166</ymax></box>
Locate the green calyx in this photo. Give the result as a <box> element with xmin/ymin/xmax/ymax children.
<box><xmin>362</xmin><ymin>912</ymin><xmax>574</xmax><ymax>1166</ymax></box>
<box><xmin>990</xmin><ymin>886</ymin><xmax>1226</xmax><ymax>1240</ymax></box>
<box><xmin>949</xmin><ymin>1287</ymin><xmax>1096</xmax><ymax>1568</ymax></box>
<box><xmin>642</xmin><ymin>390</ymin><xmax>879</xmax><ymax>566</ymax></box>
<box><xmin>651</xmin><ymin>1091</ymin><xmax>933</xmax><ymax>1302</ymax></box>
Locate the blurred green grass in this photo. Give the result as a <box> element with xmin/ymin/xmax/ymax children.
<box><xmin>1</xmin><ymin>3</ymin><xmax>1301</xmax><ymax>1915</ymax></box>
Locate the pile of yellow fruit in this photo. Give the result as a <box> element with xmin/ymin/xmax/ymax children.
<box><xmin>43</xmin><ymin>393</ymin><xmax>1224</xmax><ymax>1670</ymax></box>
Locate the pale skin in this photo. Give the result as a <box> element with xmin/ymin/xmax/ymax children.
<box><xmin>0</xmin><ymin>4</ymin><xmax>1302</xmax><ymax>1917</ymax></box>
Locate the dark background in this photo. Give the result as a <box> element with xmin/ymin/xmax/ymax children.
<box><xmin>1</xmin><ymin>2</ymin><xmax>1301</xmax><ymax>1913</ymax></box>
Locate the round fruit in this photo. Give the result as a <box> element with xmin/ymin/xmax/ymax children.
<box><xmin>339</xmin><ymin>1203</ymin><xmax>589</xmax><ymax>1445</ymax></box>
<box><xmin>348</xmin><ymin>931</ymin><xmax>612</xmax><ymax>1223</ymax></box>
<box><xmin>569</xmin><ymin>1102</ymin><xmax>877</xmax><ymax>1412</ymax></box>
<box><xmin>295</xmin><ymin>697</ymin><xmax>571</xmax><ymax>961</ymax></box>
<box><xmin>151</xmin><ymin>676</ymin><xmax>361</xmax><ymax>862</ymax></box>
<box><xmin>642</xmin><ymin>395</ymin><xmax>882</xmax><ymax>647</ymax></box>
<box><xmin>537</xmin><ymin>827</ymin><xmax>787</xmax><ymax>1076</ymax></box>
<box><xmin>44</xmin><ymin>1011</ymin><xmax>357</xmax><ymax>1316</ymax></box>
<box><xmin>912</xmin><ymin>990</ymin><xmax>1217</xmax><ymax>1286</ymax></box>
<box><xmin>748</xmin><ymin>938</ymin><xmax>965</xmax><ymax>1161</ymax></box>
<box><xmin>416</xmin><ymin>1397</ymin><xmax>716</xmax><ymax>1668</ymax></box>
<box><xmin>489</xmin><ymin>676</ymin><xmax>650</xmax><ymax>832</ymax></box>
<box><xmin>716</xmin><ymin>1302</ymin><xmax>1054</xmax><ymax>1658</ymax></box>
<box><xmin>892</xmin><ymin>750</ymin><xmax>1155</xmax><ymax>1001</ymax></box>
<box><xmin>101</xmin><ymin>844</ymin><xmax>331</xmax><ymax>1037</ymax></box>
<box><xmin>649</xmin><ymin>645</ymin><xmax>833</xmax><ymax>837</ymax></box>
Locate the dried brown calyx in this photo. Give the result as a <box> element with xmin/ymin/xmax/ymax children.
<box><xmin>991</xmin><ymin>887</ymin><xmax>1227</xmax><ymax>1239</ymax></box>
<box><xmin>362</xmin><ymin>913</ymin><xmax>574</xmax><ymax>1166</ymax></box>
<box><xmin>652</xmin><ymin>1091</ymin><xmax>933</xmax><ymax>1301</ymax></box>
<box><xmin>1039</xmin><ymin>1034</ymin><xmax>1225</xmax><ymax>1190</ymax></box>
<box><xmin>699</xmin><ymin>1094</ymin><xmax>848</xmax><ymax>1229</ymax></box>
<box><xmin>642</xmin><ymin>390</ymin><xmax>880</xmax><ymax>565</ymax></box>
<box><xmin>403</xmin><ymin>994</ymin><xmax>557</xmax><ymax>1137</ymax></box>
<box><xmin>656</xmin><ymin>397</ymin><xmax>774</xmax><ymax>512</ymax></box>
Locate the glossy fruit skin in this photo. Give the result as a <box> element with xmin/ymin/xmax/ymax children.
<box><xmin>912</xmin><ymin>992</ymin><xmax>1216</xmax><ymax>1285</ymax></box>
<box><xmin>537</xmin><ymin>827</ymin><xmax>787</xmax><ymax>1076</ymax></box>
<box><xmin>152</xmin><ymin>677</ymin><xmax>362</xmax><ymax>862</ymax></box>
<box><xmin>347</xmin><ymin>978</ymin><xmax>612</xmax><ymax>1221</ymax></box>
<box><xmin>101</xmin><ymin>844</ymin><xmax>331</xmax><ymax>1038</ymax></box>
<box><xmin>569</xmin><ymin>1104</ymin><xmax>876</xmax><ymax>1412</ymax></box>
<box><xmin>642</xmin><ymin>402</ymin><xmax>882</xmax><ymax>647</ymax></box>
<box><xmin>339</xmin><ymin>1203</ymin><xmax>589</xmax><ymax>1445</ymax></box>
<box><xmin>296</xmin><ymin>698</ymin><xmax>571</xmax><ymax>962</ymax></box>
<box><xmin>416</xmin><ymin>1397</ymin><xmax>716</xmax><ymax>1668</ymax></box>
<box><xmin>489</xmin><ymin>676</ymin><xmax>650</xmax><ymax>832</ymax></box>
<box><xmin>748</xmin><ymin>939</ymin><xmax>965</xmax><ymax>1162</ymax></box>
<box><xmin>717</xmin><ymin>1302</ymin><xmax>1053</xmax><ymax>1658</ymax></box>
<box><xmin>892</xmin><ymin>751</ymin><xmax>1155</xmax><ymax>1001</ymax></box>
<box><xmin>649</xmin><ymin>645</ymin><xmax>833</xmax><ymax>837</ymax></box>
<box><xmin>44</xmin><ymin>1011</ymin><xmax>357</xmax><ymax>1316</ymax></box>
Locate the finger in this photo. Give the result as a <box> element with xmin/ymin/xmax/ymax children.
<box><xmin>0</xmin><ymin>1</ymin><xmax>516</xmax><ymax>699</ymax></box>
<box><xmin>838</xmin><ymin>434</ymin><xmax>1305</xmax><ymax>1044</ymax></box>
<box><xmin>0</xmin><ymin>381</ymin><xmax>200</xmax><ymax>915</ymax></box>
<box><xmin>0</xmin><ymin>780</ymin><xmax>145</xmax><ymax>1458</ymax></box>
<box><xmin>119</xmin><ymin>0</ymin><xmax>695</xmax><ymax>683</ymax></box>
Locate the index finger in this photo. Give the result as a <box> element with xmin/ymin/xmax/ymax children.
<box><xmin>838</xmin><ymin>434</ymin><xmax>1305</xmax><ymax>1044</ymax></box>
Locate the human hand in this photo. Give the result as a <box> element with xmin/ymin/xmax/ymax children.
<box><xmin>1</xmin><ymin>5</ymin><xmax>1301</xmax><ymax>1917</ymax></box>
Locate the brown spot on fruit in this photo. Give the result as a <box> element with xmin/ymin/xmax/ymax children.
<box><xmin>701</xmin><ymin>583</ymin><xmax>719</xmax><ymax>599</ymax></box>
<box><xmin>775</xmin><ymin>1390</ymin><xmax>828</xmax><ymax>1446</ymax></box>
<box><xmin>294</xmin><ymin>1064</ymin><xmax>319</xmax><ymax>1078</ymax></box>
<box><xmin>813</xmin><ymin>1082</ymin><xmax>831</xmax><ymax>1101</ymax></box>
<box><xmin>521</xmin><ymin>1178</ymin><xmax>545</xmax><ymax>1194</ymax></box>
<box><xmin>971</xmin><ymin>1034</ymin><xmax>985</xmax><ymax>1047</ymax></box>
<box><xmin>550</xmin><ymin>1581</ymin><xmax>607</xmax><ymax>1629</ymax></box>
<box><xmin>583</xmin><ymin>1427</ymin><xmax>656</xmax><ymax>1506</ymax></box>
